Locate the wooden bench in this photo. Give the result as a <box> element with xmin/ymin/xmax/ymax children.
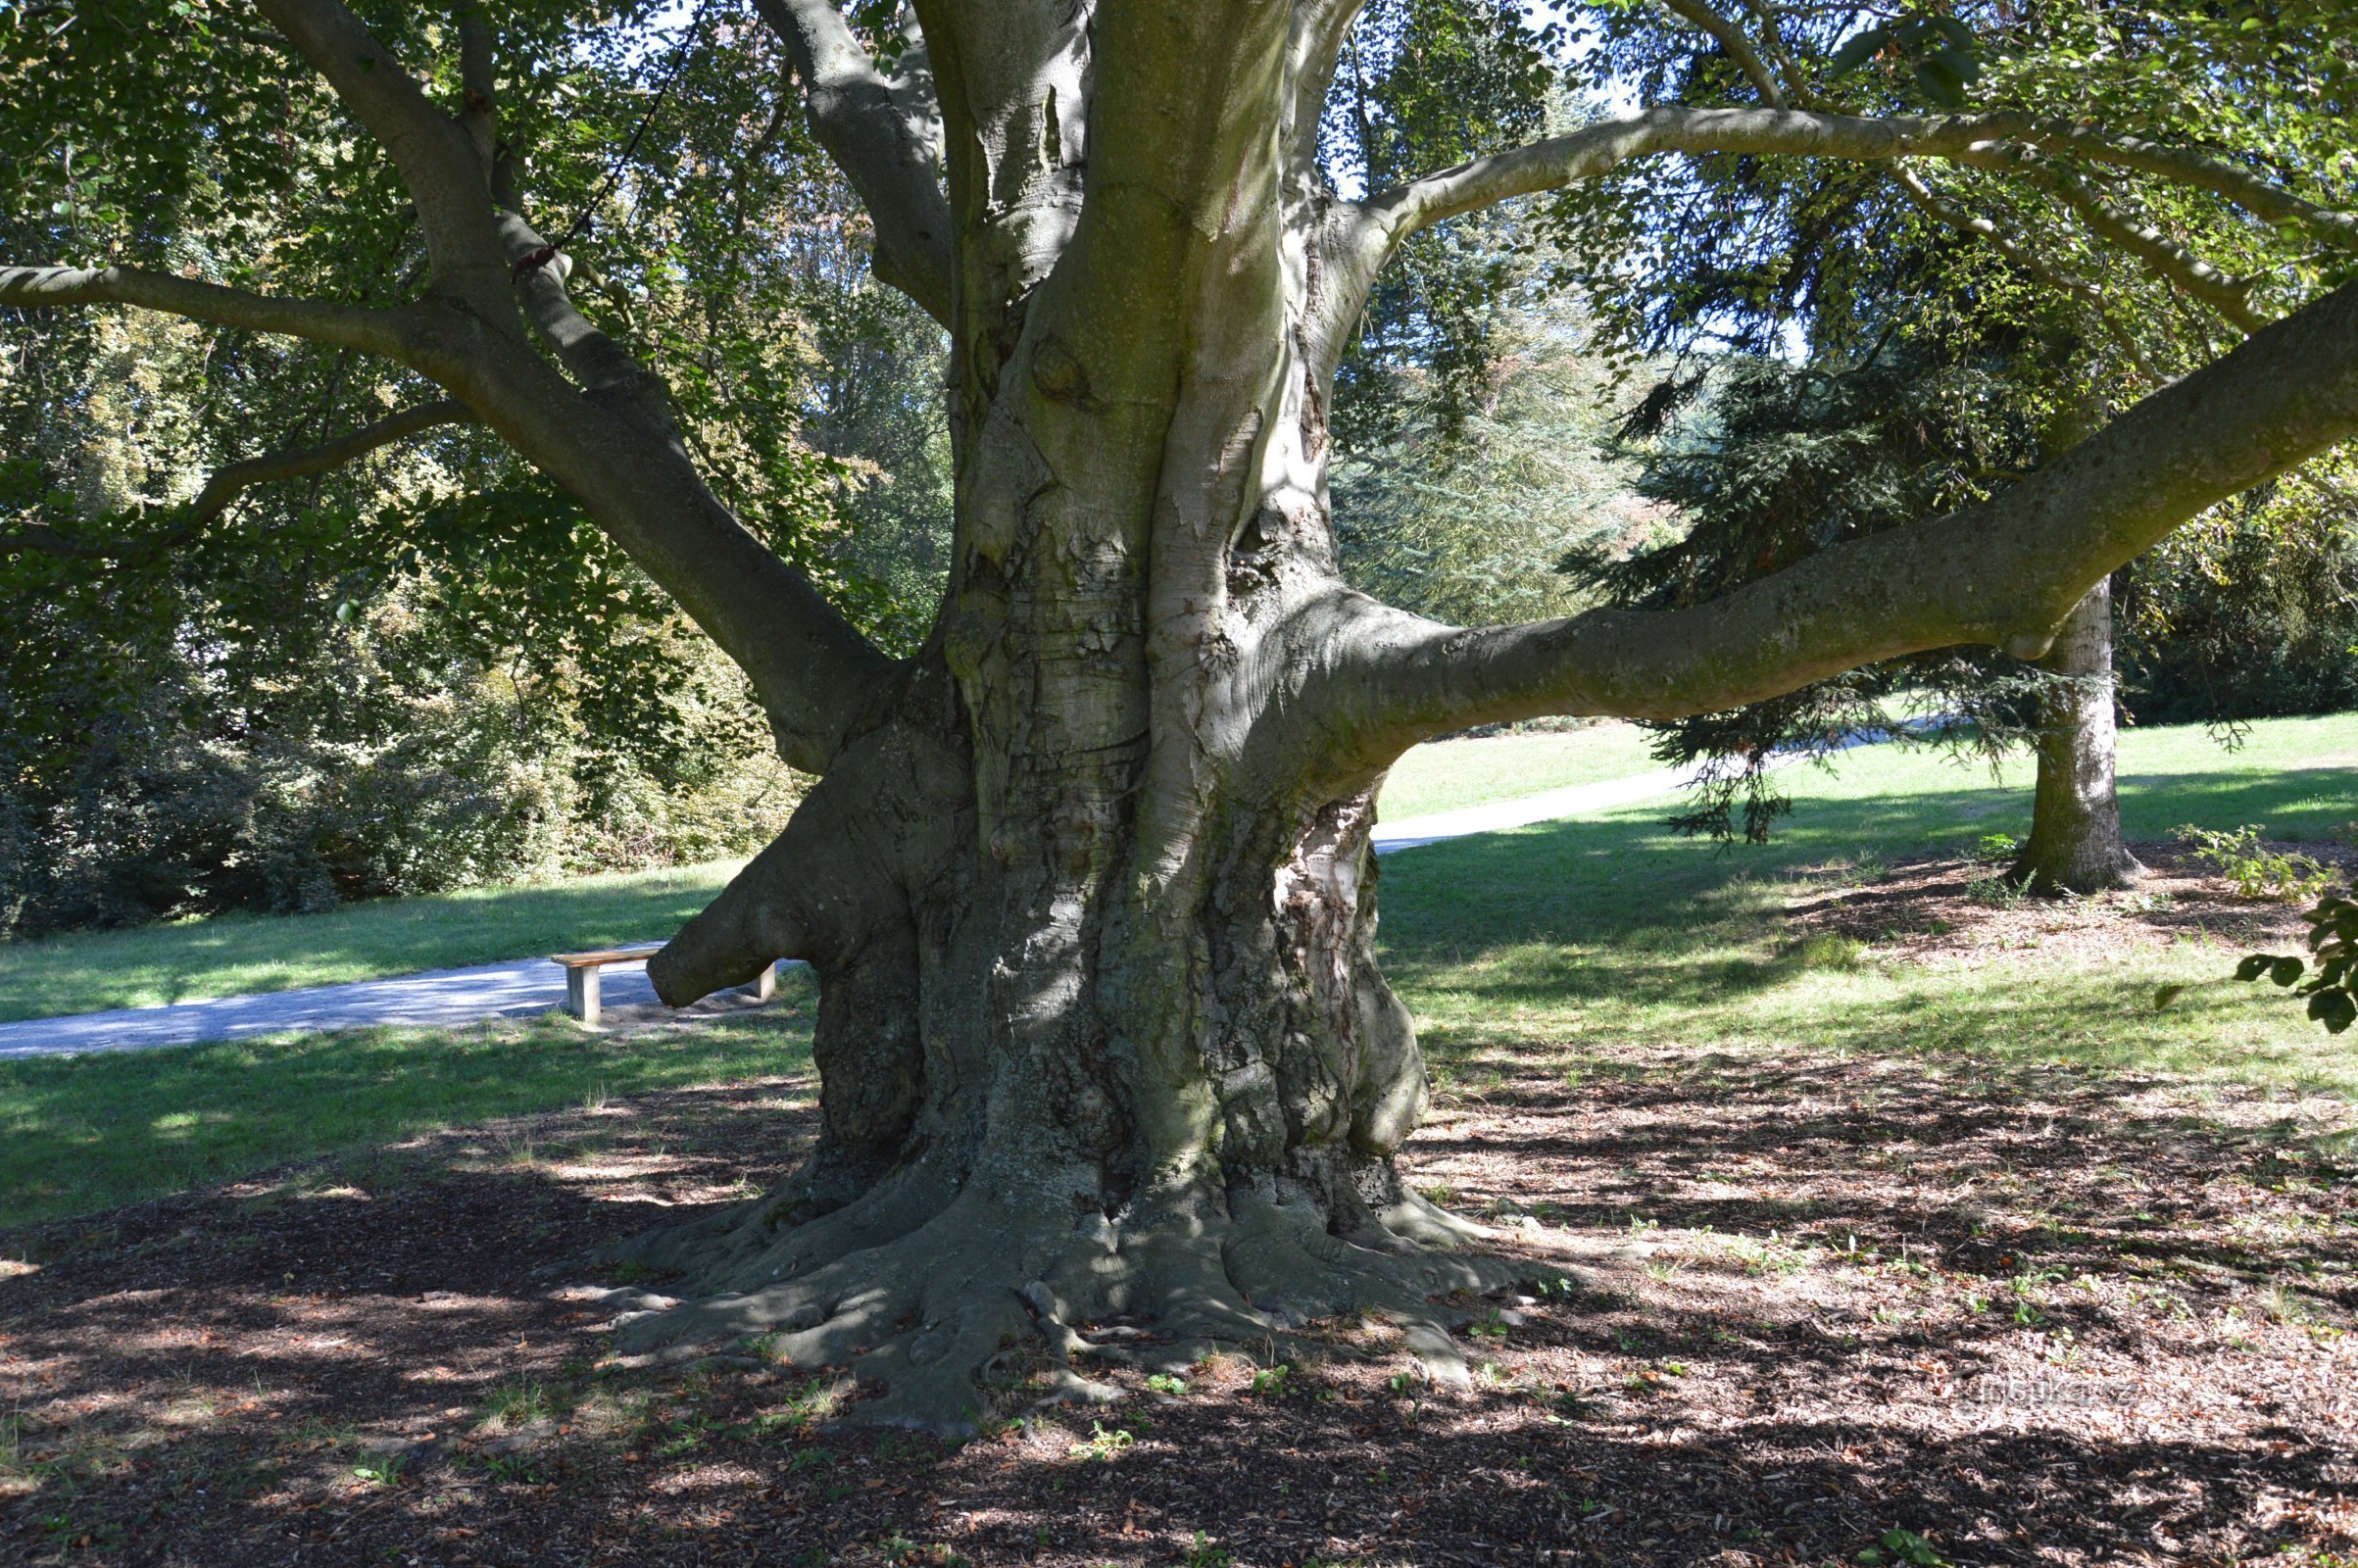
<box><xmin>550</xmin><ymin>946</ymin><xmax>777</xmax><ymax>1024</ymax></box>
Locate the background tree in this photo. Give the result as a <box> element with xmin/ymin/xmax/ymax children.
<box><xmin>0</xmin><ymin>6</ymin><xmax>959</xmax><ymax>933</ymax></box>
<box><xmin>1331</xmin><ymin>282</ymin><xmax>1660</xmax><ymax>631</ymax></box>
<box><xmin>1546</xmin><ymin>0</ymin><xmax>2354</xmax><ymax>892</ymax></box>
<box><xmin>5</xmin><ymin>0</ymin><xmax>2358</xmax><ymax>1429</ymax></box>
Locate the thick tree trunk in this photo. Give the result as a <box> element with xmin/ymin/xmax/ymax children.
<box><xmin>619</xmin><ymin>630</ymin><xmax>1519</xmax><ymax>1431</ymax></box>
<box><xmin>613</xmin><ymin>14</ymin><xmax>1532</xmax><ymax>1423</ymax></box>
<box><xmin>2011</xmin><ymin>577</ymin><xmax>2142</xmax><ymax>894</ymax></box>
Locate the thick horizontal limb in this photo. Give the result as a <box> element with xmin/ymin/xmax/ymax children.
<box><xmin>1357</xmin><ymin>105</ymin><xmax>2355</xmax><ymax>247</ymax></box>
<box><xmin>0</xmin><ymin>265</ymin><xmax>419</xmax><ymax>359</ymax></box>
<box><xmin>1301</xmin><ymin>272</ymin><xmax>2358</xmax><ymax>764</ymax></box>
<box><xmin>1324</xmin><ymin>102</ymin><xmax>2335</xmax><ymax>360</ymax></box>
<box><xmin>754</xmin><ymin>0</ymin><xmax>952</xmax><ymax>324</ymax></box>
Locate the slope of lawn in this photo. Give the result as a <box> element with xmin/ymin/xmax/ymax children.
<box><xmin>1378</xmin><ymin>710</ymin><xmax>2358</xmax><ymax>1099</ymax></box>
<box><xmin>0</xmin><ymin>860</ymin><xmax>749</xmax><ymax>1024</ymax></box>
<box><xmin>1375</xmin><ymin>721</ymin><xmax>1661</xmax><ymax>820</ymax></box>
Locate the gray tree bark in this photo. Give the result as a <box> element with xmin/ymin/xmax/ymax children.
<box><xmin>2012</xmin><ymin>577</ymin><xmax>2144</xmax><ymax>894</ymax></box>
<box><xmin>9</xmin><ymin>0</ymin><xmax>2358</xmax><ymax>1435</ymax></box>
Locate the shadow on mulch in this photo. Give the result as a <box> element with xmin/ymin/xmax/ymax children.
<box><xmin>3</xmin><ymin>1052</ymin><xmax>2353</xmax><ymax>1567</ymax></box>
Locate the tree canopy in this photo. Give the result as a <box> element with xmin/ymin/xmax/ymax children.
<box><xmin>6</xmin><ymin>0</ymin><xmax>2358</xmax><ymax>1429</ymax></box>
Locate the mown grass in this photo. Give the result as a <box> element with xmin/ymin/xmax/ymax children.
<box><xmin>1380</xmin><ymin>711</ymin><xmax>2358</xmax><ymax>1099</ymax></box>
<box><xmin>1376</xmin><ymin>721</ymin><xmax>1661</xmax><ymax>819</ymax></box>
<box><xmin>2</xmin><ymin>712</ymin><xmax>2350</xmax><ymax>1227</ymax></box>
<box><xmin>0</xmin><ymin>860</ymin><xmax>749</xmax><ymax>1024</ymax></box>
<box><xmin>0</xmin><ymin>972</ymin><xmax>817</xmax><ymax>1226</ymax></box>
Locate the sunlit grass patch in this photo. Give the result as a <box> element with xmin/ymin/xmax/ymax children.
<box><xmin>0</xmin><ymin>858</ymin><xmax>751</xmax><ymax>1023</ymax></box>
<box><xmin>1381</xmin><ymin>712</ymin><xmax>2358</xmax><ymax>1100</ymax></box>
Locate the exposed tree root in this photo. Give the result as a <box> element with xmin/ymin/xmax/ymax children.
<box><xmin>598</xmin><ymin>1176</ymin><xmax>1548</xmax><ymax>1435</ymax></box>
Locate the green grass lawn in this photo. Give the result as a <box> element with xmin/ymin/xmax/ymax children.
<box><xmin>0</xmin><ymin>859</ymin><xmax>749</xmax><ymax>1024</ymax></box>
<box><xmin>2</xmin><ymin>712</ymin><xmax>2351</xmax><ymax>1228</ymax></box>
<box><xmin>1376</xmin><ymin>721</ymin><xmax>1662</xmax><ymax>819</ymax></box>
<box><xmin>0</xmin><ymin>975</ymin><xmax>817</xmax><ymax>1226</ymax></box>
<box><xmin>1380</xmin><ymin>710</ymin><xmax>2358</xmax><ymax>1100</ymax></box>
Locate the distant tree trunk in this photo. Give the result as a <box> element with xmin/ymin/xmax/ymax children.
<box><xmin>2012</xmin><ymin>575</ymin><xmax>2142</xmax><ymax>893</ymax></box>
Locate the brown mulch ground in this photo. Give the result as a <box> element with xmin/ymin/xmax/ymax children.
<box><xmin>6</xmin><ymin>945</ymin><xmax>2357</xmax><ymax>1564</ymax></box>
<box><xmin>1784</xmin><ymin>840</ymin><xmax>2355</xmax><ymax>969</ymax></box>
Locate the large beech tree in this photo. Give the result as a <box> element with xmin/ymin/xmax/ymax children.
<box><xmin>6</xmin><ymin>0</ymin><xmax>2358</xmax><ymax>1429</ymax></box>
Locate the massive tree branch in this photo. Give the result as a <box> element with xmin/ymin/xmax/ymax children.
<box><xmin>10</xmin><ymin>6</ymin><xmax>894</xmax><ymax>778</ymax></box>
<box><xmin>253</xmin><ymin>0</ymin><xmax>513</xmax><ymax>311</ymax></box>
<box><xmin>1285</xmin><ymin>0</ymin><xmax>1370</xmax><ymax>176</ymax></box>
<box><xmin>0</xmin><ymin>265</ymin><xmax>420</xmax><ymax>358</ymax></box>
<box><xmin>754</xmin><ymin>0</ymin><xmax>952</xmax><ymax>325</ymax></box>
<box><xmin>455</xmin><ymin>0</ymin><xmax>499</xmax><ymax>172</ymax></box>
<box><xmin>0</xmin><ymin>400</ymin><xmax>475</xmax><ymax>561</ymax></box>
<box><xmin>1301</xmin><ymin>273</ymin><xmax>2358</xmax><ymax>765</ymax></box>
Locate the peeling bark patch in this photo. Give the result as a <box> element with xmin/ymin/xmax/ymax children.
<box><xmin>6</xmin><ymin>1039</ymin><xmax>2354</xmax><ymax>1566</ymax></box>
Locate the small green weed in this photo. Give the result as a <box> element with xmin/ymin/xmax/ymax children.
<box><xmin>1964</xmin><ymin>873</ymin><xmax>2025</xmax><ymax>907</ymax></box>
<box><xmin>350</xmin><ymin>1451</ymin><xmax>407</xmax><ymax>1488</ymax></box>
<box><xmin>2176</xmin><ymin>824</ymin><xmax>2333</xmax><ymax>903</ymax></box>
<box><xmin>1065</xmin><ymin>1421</ymin><xmax>1134</xmax><ymax>1462</ymax></box>
<box><xmin>1183</xmin><ymin>1532</ymin><xmax>1236</xmax><ymax>1568</ymax></box>
<box><xmin>1975</xmin><ymin>832</ymin><xmax>2019</xmax><ymax>862</ymax></box>
<box><xmin>1857</xmin><ymin>1526</ymin><xmax>1950</xmax><ymax>1566</ymax></box>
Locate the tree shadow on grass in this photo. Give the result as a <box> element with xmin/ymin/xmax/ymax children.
<box><xmin>0</xmin><ymin>1003</ymin><xmax>816</xmax><ymax>1228</ymax></box>
<box><xmin>1381</xmin><ymin>767</ymin><xmax>2357</xmax><ymax>970</ymax></box>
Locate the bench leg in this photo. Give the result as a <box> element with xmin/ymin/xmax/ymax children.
<box><xmin>566</xmin><ymin>965</ymin><xmax>601</xmax><ymax>1025</ymax></box>
<box><xmin>750</xmin><ymin>962</ymin><xmax>776</xmax><ymax>1004</ymax></box>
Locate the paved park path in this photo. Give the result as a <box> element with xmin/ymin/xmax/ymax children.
<box><xmin>0</xmin><ymin>747</ymin><xmax>1801</xmax><ymax>1058</ymax></box>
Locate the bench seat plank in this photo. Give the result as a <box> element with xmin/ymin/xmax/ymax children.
<box><xmin>550</xmin><ymin>946</ymin><xmax>665</xmax><ymax>969</ymax></box>
<box><xmin>550</xmin><ymin>948</ymin><xmax>781</xmax><ymax>1022</ymax></box>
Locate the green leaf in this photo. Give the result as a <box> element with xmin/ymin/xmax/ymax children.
<box><xmin>2235</xmin><ymin>954</ymin><xmax>2276</xmax><ymax>982</ymax></box>
<box><xmin>1927</xmin><ymin>18</ymin><xmax>1977</xmax><ymax>52</ymax></box>
<box><xmin>2308</xmin><ymin>989</ymin><xmax>2356</xmax><ymax>1033</ymax></box>
<box><xmin>1929</xmin><ymin>47</ymin><xmax>1981</xmax><ymax>85</ymax></box>
<box><xmin>2270</xmin><ymin>956</ymin><xmax>2306</xmax><ymax>987</ymax></box>
<box><xmin>1914</xmin><ymin>58</ymin><xmax>1967</xmax><ymax>109</ymax></box>
<box><xmin>1828</xmin><ymin>27</ymin><xmax>1888</xmax><ymax>75</ymax></box>
<box><xmin>2151</xmin><ymin>983</ymin><xmax>2186</xmax><ymax>1010</ymax></box>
